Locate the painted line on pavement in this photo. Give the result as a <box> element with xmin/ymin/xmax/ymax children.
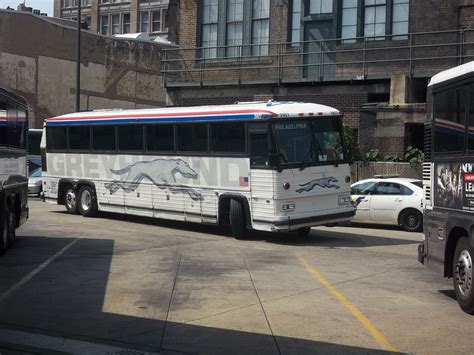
<box><xmin>295</xmin><ymin>252</ymin><xmax>397</xmax><ymax>353</ymax></box>
<box><xmin>0</xmin><ymin>238</ymin><xmax>80</xmax><ymax>304</ymax></box>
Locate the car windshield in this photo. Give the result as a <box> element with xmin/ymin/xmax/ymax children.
<box><xmin>272</xmin><ymin>117</ymin><xmax>345</xmax><ymax>166</ymax></box>
<box><xmin>30</xmin><ymin>168</ymin><xmax>42</xmax><ymax>177</ymax></box>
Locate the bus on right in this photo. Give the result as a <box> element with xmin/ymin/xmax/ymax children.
<box><xmin>419</xmin><ymin>61</ymin><xmax>474</xmax><ymax>314</ymax></box>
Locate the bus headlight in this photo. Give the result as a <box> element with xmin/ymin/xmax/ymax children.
<box><xmin>338</xmin><ymin>196</ymin><xmax>351</xmax><ymax>205</ymax></box>
<box><xmin>281</xmin><ymin>203</ymin><xmax>295</xmax><ymax>212</ymax></box>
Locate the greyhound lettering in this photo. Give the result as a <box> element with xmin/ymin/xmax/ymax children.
<box><xmin>104</xmin><ymin>158</ymin><xmax>203</xmax><ymax>201</ymax></box>
<box><xmin>296</xmin><ymin>176</ymin><xmax>340</xmax><ymax>193</ymax></box>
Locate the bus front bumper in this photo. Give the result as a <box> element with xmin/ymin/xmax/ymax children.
<box><xmin>256</xmin><ymin>210</ymin><xmax>356</xmax><ymax>232</ymax></box>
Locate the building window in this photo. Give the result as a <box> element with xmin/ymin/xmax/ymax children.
<box><xmin>201</xmin><ymin>0</ymin><xmax>219</xmax><ymax>58</ymax></box>
<box><xmin>140</xmin><ymin>11</ymin><xmax>149</xmax><ymax>32</ymax></box>
<box><xmin>163</xmin><ymin>9</ymin><xmax>169</xmax><ymax>31</ymax></box>
<box><xmin>152</xmin><ymin>10</ymin><xmax>162</xmax><ymax>32</ymax></box>
<box><xmin>83</xmin><ymin>0</ymin><xmax>91</xmax><ymax>5</ymax></box>
<box><xmin>364</xmin><ymin>0</ymin><xmax>386</xmax><ymax>40</ymax></box>
<box><xmin>111</xmin><ymin>14</ymin><xmax>120</xmax><ymax>34</ymax></box>
<box><xmin>226</xmin><ymin>0</ymin><xmax>244</xmax><ymax>57</ymax></box>
<box><xmin>290</xmin><ymin>0</ymin><xmax>301</xmax><ymax>45</ymax></box>
<box><xmin>392</xmin><ymin>0</ymin><xmax>409</xmax><ymax>39</ymax></box>
<box><xmin>200</xmin><ymin>0</ymin><xmax>270</xmax><ymax>58</ymax></box>
<box><xmin>309</xmin><ymin>0</ymin><xmax>333</xmax><ymax>14</ymax></box>
<box><xmin>100</xmin><ymin>15</ymin><xmax>109</xmax><ymax>35</ymax></box>
<box><xmin>123</xmin><ymin>13</ymin><xmax>131</xmax><ymax>33</ymax></box>
<box><xmin>338</xmin><ymin>0</ymin><xmax>409</xmax><ymax>42</ymax></box>
<box><xmin>252</xmin><ymin>0</ymin><xmax>270</xmax><ymax>56</ymax></box>
<box><xmin>341</xmin><ymin>0</ymin><xmax>357</xmax><ymax>43</ymax></box>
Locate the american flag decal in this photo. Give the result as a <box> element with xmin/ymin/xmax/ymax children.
<box><xmin>239</xmin><ymin>176</ymin><xmax>249</xmax><ymax>187</ymax></box>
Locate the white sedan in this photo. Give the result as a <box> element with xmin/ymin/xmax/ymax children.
<box><xmin>351</xmin><ymin>178</ymin><xmax>423</xmax><ymax>232</ymax></box>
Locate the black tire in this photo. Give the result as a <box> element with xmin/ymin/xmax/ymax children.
<box><xmin>453</xmin><ymin>237</ymin><xmax>474</xmax><ymax>314</ymax></box>
<box><xmin>6</xmin><ymin>203</ymin><xmax>16</xmax><ymax>245</ymax></box>
<box><xmin>77</xmin><ymin>185</ymin><xmax>98</xmax><ymax>217</ymax></box>
<box><xmin>399</xmin><ymin>209</ymin><xmax>423</xmax><ymax>232</ymax></box>
<box><xmin>230</xmin><ymin>199</ymin><xmax>247</xmax><ymax>240</ymax></box>
<box><xmin>64</xmin><ymin>186</ymin><xmax>79</xmax><ymax>214</ymax></box>
<box><xmin>297</xmin><ymin>227</ymin><xmax>311</xmax><ymax>238</ymax></box>
<box><xmin>0</xmin><ymin>205</ymin><xmax>8</xmax><ymax>256</ymax></box>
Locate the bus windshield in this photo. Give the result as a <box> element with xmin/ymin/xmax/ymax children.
<box><xmin>273</xmin><ymin>117</ymin><xmax>345</xmax><ymax>166</ymax></box>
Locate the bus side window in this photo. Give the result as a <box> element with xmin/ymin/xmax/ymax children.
<box><xmin>47</xmin><ymin>126</ymin><xmax>67</xmax><ymax>151</ymax></box>
<box><xmin>146</xmin><ymin>124</ymin><xmax>175</xmax><ymax>152</ymax></box>
<box><xmin>69</xmin><ymin>126</ymin><xmax>91</xmax><ymax>151</ymax></box>
<box><xmin>211</xmin><ymin>122</ymin><xmax>245</xmax><ymax>154</ymax></box>
<box><xmin>177</xmin><ymin>123</ymin><xmax>208</xmax><ymax>152</ymax></box>
<box><xmin>249</xmin><ymin>134</ymin><xmax>269</xmax><ymax>166</ymax></box>
<box><xmin>92</xmin><ymin>125</ymin><xmax>116</xmax><ymax>151</ymax></box>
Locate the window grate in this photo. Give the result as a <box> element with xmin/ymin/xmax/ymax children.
<box><xmin>423</xmin><ymin>125</ymin><xmax>432</xmax><ymax>162</ymax></box>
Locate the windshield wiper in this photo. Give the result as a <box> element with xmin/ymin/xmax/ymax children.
<box><xmin>299</xmin><ymin>140</ymin><xmax>314</xmax><ymax>171</ymax></box>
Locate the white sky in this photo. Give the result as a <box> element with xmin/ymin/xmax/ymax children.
<box><xmin>0</xmin><ymin>0</ymin><xmax>53</xmax><ymax>15</ymax></box>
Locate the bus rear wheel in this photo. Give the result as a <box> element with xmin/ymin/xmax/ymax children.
<box><xmin>453</xmin><ymin>237</ymin><xmax>474</xmax><ymax>314</ymax></box>
<box><xmin>0</xmin><ymin>203</ymin><xmax>15</xmax><ymax>255</ymax></box>
<box><xmin>230</xmin><ymin>199</ymin><xmax>247</xmax><ymax>240</ymax></box>
<box><xmin>65</xmin><ymin>187</ymin><xmax>78</xmax><ymax>214</ymax></box>
<box><xmin>78</xmin><ymin>186</ymin><xmax>98</xmax><ymax>217</ymax></box>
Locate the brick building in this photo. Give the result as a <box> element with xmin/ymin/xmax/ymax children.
<box><xmin>162</xmin><ymin>0</ymin><xmax>474</xmax><ymax>156</ymax></box>
<box><xmin>53</xmin><ymin>0</ymin><xmax>170</xmax><ymax>37</ymax></box>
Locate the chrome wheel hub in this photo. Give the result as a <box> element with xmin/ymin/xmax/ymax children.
<box><xmin>66</xmin><ymin>190</ymin><xmax>76</xmax><ymax>208</ymax></box>
<box><xmin>407</xmin><ymin>214</ymin><xmax>418</xmax><ymax>228</ymax></box>
<box><xmin>81</xmin><ymin>190</ymin><xmax>91</xmax><ymax>211</ymax></box>
<box><xmin>455</xmin><ymin>249</ymin><xmax>473</xmax><ymax>297</ymax></box>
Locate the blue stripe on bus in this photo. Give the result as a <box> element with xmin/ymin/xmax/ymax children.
<box><xmin>46</xmin><ymin>114</ymin><xmax>266</xmax><ymax>126</ymax></box>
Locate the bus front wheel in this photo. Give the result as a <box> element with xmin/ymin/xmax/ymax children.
<box><xmin>230</xmin><ymin>199</ymin><xmax>247</xmax><ymax>240</ymax></box>
<box><xmin>78</xmin><ymin>186</ymin><xmax>98</xmax><ymax>217</ymax></box>
<box><xmin>453</xmin><ymin>237</ymin><xmax>474</xmax><ymax>314</ymax></box>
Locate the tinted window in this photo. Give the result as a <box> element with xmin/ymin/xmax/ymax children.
<box><xmin>313</xmin><ymin>118</ymin><xmax>345</xmax><ymax>162</ymax></box>
<box><xmin>147</xmin><ymin>124</ymin><xmax>174</xmax><ymax>152</ymax></box>
<box><xmin>47</xmin><ymin>126</ymin><xmax>67</xmax><ymax>151</ymax></box>
<box><xmin>92</xmin><ymin>126</ymin><xmax>116</xmax><ymax>151</ymax></box>
<box><xmin>401</xmin><ymin>185</ymin><xmax>414</xmax><ymax>196</ymax></box>
<box><xmin>434</xmin><ymin>88</ymin><xmax>466</xmax><ymax>153</ymax></box>
<box><xmin>69</xmin><ymin>126</ymin><xmax>90</xmax><ymax>150</ymax></box>
<box><xmin>211</xmin><ymin>122</ymin><xmax>245</xmax><ymax>154</ymax></box>
<box><xmin>119</xmin><ymin>125</ymin><xmax>143</xmax><ymax>151</ymax></box>
<box><xmin>28</xmin><ymin>131</ymin><xmax>42</xmax><ymax>155</ymax></box>
<box><xmin>178</xmin><ymin>124</ymin><xmax>208</xmax><ymax>152</ymax></box>
<box><xmin>376</xmin><ymin>182</ymin><xmax>401</xmax><ymax>195</ymax></box>
<box><xmin>469</xmin><ymin>84</ymin><xmax>474</xmax><ymax>151</ymax></box>
<box><xmin>7</xmin><ymin>104</ymin><xmax>27</xmax><ymax>149</ymax></box>
<box><xmin>250</xmin><ymin>134</ymin><xmax>269</xmax><ymax>166</ymax></box>
<box><xmin>351</xmin><ymin>181</ymin><xmax>376</xmax><ymax>195</ymax></box>
<box><xmin>274</xmin><ymin>121</ymin><xmax>313</xmax><ymax>164</ymax></box>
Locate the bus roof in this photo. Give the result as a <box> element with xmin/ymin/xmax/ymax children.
<box><xmin>429</xmin><ymin>61</ymin><xmax>474</xmax><ymax>88</ymax></box>
<box><xmin>45</xmin><ymin>101</ymin><xmax>340</xmax><ymax>126</ymax></box>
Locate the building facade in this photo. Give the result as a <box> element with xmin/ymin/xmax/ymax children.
<box><xmin>53</xmin><ymin>0</ymin><xmax>170</xmax><ymax>36</ymax></box>
<box><xmin>162</xmin><ymin>0</ymin><xmax>474</xmax><ymax>156</ymax></box>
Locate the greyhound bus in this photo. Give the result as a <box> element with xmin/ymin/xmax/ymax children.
<box><xmin>41</xmin><ymin>101</ymin><xmax>355</xmax><ymax>239</ymax></box>
<box><xmin>0</xmin><ymin>88</ymin><xmax>29</xmax><ymax>255</ymax></box>
<box><xmin>419</xmin><ymin>61</ymin><xmax>474</xmax><ymax>314</ymax></box>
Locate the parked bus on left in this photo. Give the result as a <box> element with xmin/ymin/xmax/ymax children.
<box><xmin>0</xmin><ymin>88</ymin><xmax>29</xmax><ymax>255</ymax></box>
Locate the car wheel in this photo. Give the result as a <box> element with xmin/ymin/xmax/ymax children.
<box><xmin>78</xmin><ymin>186</ymin><xmax>98</xmax><ymax>217</ymax></box>
<box><xmin>296</xmin><ymin>227</ymin><xmax>311</xmax><ymax>238</ymax></box>
<box><xmin>453</xmin><ymin>237</ymin><xmax>474</xmax><ymax>314</ymax></box>
<box><xmin>400</xmin><ymin>209</ymin><xmax>422</xmax><ymax>232</ymax></box>
<box><xmin>65</xmin><ymin>187</ymin><xmax>79</xmax><ymax>214</ymax></box>
<box><xmin>230</xmin><ymin>199</ymin><xmax>247</xmax><ymax>240</ymax></box>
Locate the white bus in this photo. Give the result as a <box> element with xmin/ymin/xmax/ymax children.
<box><xmin>41</xmin><ymin>101</ymin><xmax>355</xmax><ymax>238</ymax></box>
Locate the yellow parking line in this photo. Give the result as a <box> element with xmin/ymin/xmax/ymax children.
<box><xmin>295</xmin><ymin>253</ymin><xmax>397</xmax><ymax>353</ymax></box>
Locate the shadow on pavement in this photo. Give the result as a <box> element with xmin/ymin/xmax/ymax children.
<box><xmin>51</xmin><ymin>209</ymin><xmax>420</xmax><ymax>249</ymax></box>
<box><xmin>438</xmin><ymin>289</ymin><xmax>457</xmax><ymax>301</ymax></box>
<box><xmin>0</xmin><ymin>235</ymin><xmax>402</xmax><ymax>354</ymax></box>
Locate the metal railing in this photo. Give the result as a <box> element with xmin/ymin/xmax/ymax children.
<box><xmin>162</xmin><ymin>29</ymin><xmax>474</xmax><ymax>87</ymax></box>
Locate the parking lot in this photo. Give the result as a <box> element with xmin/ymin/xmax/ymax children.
<box><xmin>0</xmin><ymin>200</ymin><xmax>472</xmax><ymax>354</ymax></box>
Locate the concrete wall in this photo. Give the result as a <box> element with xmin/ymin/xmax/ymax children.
<box><xmin>0</xmin><ymin>10</ymin><xmax>169</xmax><ymax>128</ymax></box>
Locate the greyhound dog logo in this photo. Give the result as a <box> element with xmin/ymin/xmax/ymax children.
<box><xmin>296</xmin><ymin>176</ymin><xmax>340</xmax><ymax>193</ymax></box>
<box><xmin>104</xmin><ymin>158</ymin><xmax>203</xmax><ymax>201</ymax></box>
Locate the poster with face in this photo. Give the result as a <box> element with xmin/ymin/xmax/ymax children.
<box><xmin>435</xmin><ymin>162</ymin><xmax>474</xmax><ymax>211</ymax></box>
